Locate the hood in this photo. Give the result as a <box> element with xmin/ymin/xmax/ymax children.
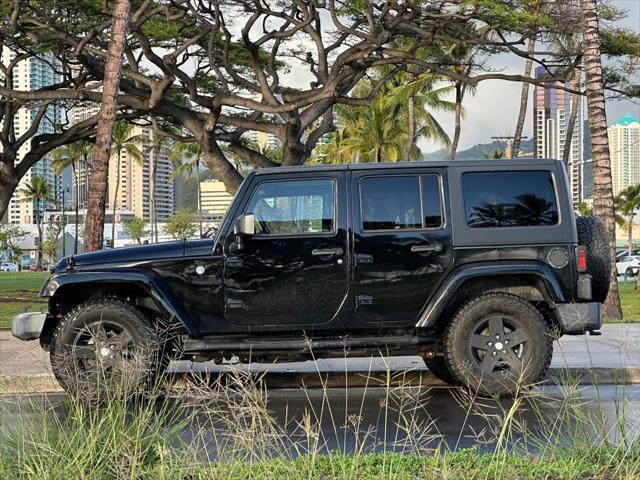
<box><xmin>57</xmin><ymin>241</ymin><xmax>186</xmax><ymax>271</ymax></box>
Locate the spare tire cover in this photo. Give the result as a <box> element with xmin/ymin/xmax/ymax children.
<box><xmin>576</xmin><ymin>215</ymin><xmax>611</xmax><ymax>303</ymax></box>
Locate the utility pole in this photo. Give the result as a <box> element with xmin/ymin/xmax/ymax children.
<box><xmin>491</xmin><ymin>135</ymin><xmax>529</xmax><ymax>159</ymax></box>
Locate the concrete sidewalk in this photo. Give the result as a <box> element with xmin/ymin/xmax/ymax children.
<box><xmin>1</xmin><ymin>324</ymin><xmax>639</xmax><ymax>394</ymax></box>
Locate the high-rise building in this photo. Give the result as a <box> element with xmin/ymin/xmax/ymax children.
<box><xmin>69</xmin><ymin>103</ymin><xmax>100</xmax><ymax>209</ymax></box>
<box><xmin>200</xmin><ymin>180</ymin><xmax>234</xmax><ymax>220</ymax></box>
<box><xmin>533</xmin><ymin>66</ymin><xmax>585</xmax><ymax>205</ymax></box>
<box><xmin>0</xmin><ymin>50</ymin><xmax>62</xmax><ymax>224</ymax></box>
<box><xmin>608</xmin><ymin>115</ymin><xmax>640</xmax><ymax>196</ymax></box>
<box><xmin>107</xmin><ymin>124</ymin><xmax>175</xmax><ymax>222</ymax></box>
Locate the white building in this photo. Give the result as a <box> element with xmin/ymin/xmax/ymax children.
<box><xmin>533</xmin><ymin>66</ymin><xmax>585</xmax><ymax>205</ymax></box>
<box><xmin>0</xmin><ymin>50</ymin><xmax>62</xmax><ymax>224</ymax></box>
<box><xmin>608</xmin><ymin>115</ymin><xmax>640</xmax><ymax>196</ymax></box>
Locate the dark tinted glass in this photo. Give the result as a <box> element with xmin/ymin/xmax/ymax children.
<box><xmin>421</xmin><ymin>176</ymin><xmax>443</xmax><ymax>228</ymax></box>
<box><xmin>246</xmin><ymin>179</ymin><xmax>334</xmax><ymax>235</ymax></box>
<box><xmin>463</xmin><ymin>171</ymin><xmax>559</xmax><ymax>228</ymax></box>
<box><xmin>361</xmin><ymin>176</ymin><xmax>422</xmax><ymax>230</ymax></box>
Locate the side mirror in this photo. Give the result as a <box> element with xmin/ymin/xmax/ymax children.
<box><xmin>234</xmin><ymin>213</ymin><xmax>255</xmax><ymax>236</ymax></box>
<box><xmin>232</xmin><ymin>213</ymin><xmax>255</xmax><ymax>252</ymax></box>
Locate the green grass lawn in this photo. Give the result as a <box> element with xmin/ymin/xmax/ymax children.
<box><xmin>1</xmin><ymin>272</ymin><xmax>639</xmax><ymax>328</ymax></box>
<box><xmin>0</xmin><ymin>272</ymin><xmax>49</xmax><ymax>328</ymax></box>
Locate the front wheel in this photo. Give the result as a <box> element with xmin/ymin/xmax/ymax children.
<box><xmin>443</xmin><ymin>293</ymin><xmax>553</xmax><ymax>397</ymax></box>
<box><xmin>50</xmin><ymin>298</ymin><xmax>164</xmax><ymax>402</ymax></box>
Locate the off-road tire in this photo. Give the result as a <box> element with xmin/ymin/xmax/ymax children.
<box><xmin>50</xmin><ymin>298</ymin><xmax>164</xmax><ymax>402</ymax></box>
<box><xmin>576</xmin><ymin>216</ymin><xmax>611</xmax><ymax>303</ymax></box>
<box><xmin>443</xmin><ymin>293</ymin><xmax>553</xmax><ymax>397</ymax></box>
<box><xmin>423</xmin><ymin>356</ymin><xmax>458</xmax><ymax>385</ymax></box>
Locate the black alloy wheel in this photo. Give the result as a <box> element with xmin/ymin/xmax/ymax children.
<box><xmin>443</xmin><ymin>293</ymin><xmax>553</xmax><ymax>397</ymax></box>
<box><xmin>50</xmin><ymin>299</ymin><xmax>162</xmax><ymax>402</ymax></box>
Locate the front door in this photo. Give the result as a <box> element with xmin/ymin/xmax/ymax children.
<box><xmin>352</xmin><ymin>170</ymin><xmax>453</xmax><ymax>328</ymax></box>
<box><xmin>223</xmin><ymin>173</ymin><xmax>350</xmax><ymax>332</ymax></box>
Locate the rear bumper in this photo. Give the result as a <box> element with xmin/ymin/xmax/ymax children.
<box><xmin>555</xmin><ymin>302</ymin><xmax>601</xmax><ymax>334</ymax></box>
<box><xmin>11</xmin><ymin>312</ymin><xmax>47</xmax><ymax>341</ymax></box>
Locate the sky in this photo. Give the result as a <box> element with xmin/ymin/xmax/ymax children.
<box><xmin>418</xmin><ymin>0</ymin><xmax>640</xmax><ymax>153</ymax></box>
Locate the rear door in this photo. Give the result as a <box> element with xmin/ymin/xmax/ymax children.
<box><xmin>351</xmin><ymin>168</ymin><xmax>453</xmax><ymax>328</ymax></box>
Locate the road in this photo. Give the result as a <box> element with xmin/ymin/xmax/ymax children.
<box><xmin>1</xmin><ymin>385</ymin><xmax>638</xmax><ymax>457</ymax></box>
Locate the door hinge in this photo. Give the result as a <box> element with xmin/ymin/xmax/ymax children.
<box><xmin>356</xmin><ymin>295</ymin><xmax>374</xmax><ymax>307</ymax></box>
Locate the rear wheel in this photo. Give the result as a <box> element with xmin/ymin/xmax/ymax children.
<box><xmin>50</xmin><ymin>298</ymin><xmax>164</xmax><ymax>402</ymax></box>
<box><xmin>443</xmin><ymin>293</ymin><xmax>553</xmax><ymax>397</ymax></box>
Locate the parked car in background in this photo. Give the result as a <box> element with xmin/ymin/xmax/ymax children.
<box><xmin>616</xmin><ymin>249</ymin><xmax>640</xmax><ymax>261</ymax></box>
<box><xmin>0</xmin><ymin>262</ymin><xmax>18</xmax><ymax>272</ymax></box>
<box><xmin>28</xmin><ymin>264</ymin><xmax>38</xmax><ymax>272</ymax></box>
<box><xmin>616</xmin><ymin>255</ymin><xmax>640</xmax><ymax>276</ymax></box>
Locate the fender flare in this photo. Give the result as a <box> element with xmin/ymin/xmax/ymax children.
<box><xmin>416</xmin><ymin>261</ymin><xmax>566</xmax><ymax>328</ymax></box>
<box><xmin>41</xmin><ymin>268</ymin><xmax>198</xmax><ymax>336</ymax></box>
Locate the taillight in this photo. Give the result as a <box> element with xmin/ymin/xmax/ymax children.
<box><xmin>577</xmin><ymin>246</ymin><xmax>587</xmax><ymax>272</ymax></box>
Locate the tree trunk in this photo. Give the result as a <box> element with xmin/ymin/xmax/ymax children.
<box><xmin>84</xmin><ymin>0</ymin><xmax>131</xmax><ymax>252</ymax></box>
<box><xmin>201</xmin><ymin>134</ymin><xmax>243</xmax><ymax>195</ymax></box>
<box><xmin>72</xmin><ymin>162</ymin><xmax>79</xmax><ymax>255</ymax></box>
<box><xmin>449</xmin><ymin>82</ymin><xmax>463</xmax><ymax>160</ymax></box>
<box><xmin>512</xmin><ymin>37</ymin><xmax>535</xmax><ymax>158</ymax></box>
<box><xmin>403</xmin><ymin>94</ymin><xmax>416</xmax><ymax>162</ymax></box>
<box><xmin>150</xmin><ymin>141</ymin><xmax>158</xmax><ymax>243</ymax></box>
<box><xmin>195</xmin><ymin>160</ymin><xmax>203</xmax><ymax>238</ymax></box>
<box><xmin>582</xmin><ymin>0</ymin><xmax>622</xmax><ymax>318</ymax></box>
<box><xmin>0</xmin><ymin>171</ymin><xmax>18</xmax><ymax>223</ymax></box>
<box><xmin>110</xmin><ymin>151</ymin><xmax>122</xmax><ymax>247</ymax></box>
<box><xmin>562</xmin><ymin>69</ymin><xmax>581</xmax><ymax>165</ymax></box>
<box><xmin>629</xmin><ymin>213</ymin><xmax>634</xmax><ymax>256</ymax></box>
<box><xmin>36</xmin><ymin>201</ymin><xmax>43</xmax><ymax>270</ymax></box>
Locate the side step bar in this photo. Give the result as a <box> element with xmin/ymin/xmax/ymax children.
<box><xmin>183</xmin><ymin>335</ymin><xmax>434</xmax><ymax>354</ymax></box>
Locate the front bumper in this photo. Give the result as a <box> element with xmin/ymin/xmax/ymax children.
<box><xmin>555</xmin><ymin>302</ymin><xmax>601</xmax><ymax>334</ymax></box>
<box><xmin>11</xmin><ymin>312</ymin><xmax>47</xmax><ymax>341</ymax></box>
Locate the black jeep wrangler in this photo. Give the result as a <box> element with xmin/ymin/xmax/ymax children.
<box><xmin>12</xmin><ymin>160</ymin><xmax>610</xmax><ymax>397</ymax></box>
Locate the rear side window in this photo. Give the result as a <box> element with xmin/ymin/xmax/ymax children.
<box><xmin>360</xmin><ymin>175</ymin><xmax>443</xmax><ymax>231</ymax></box>
<box><xmin>462</xmin><ymin>171</ymin><xmax>559</xmax><ymax>228</ymax></box>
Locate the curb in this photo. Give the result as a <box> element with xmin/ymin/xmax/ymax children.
<box><xmin>1</xmin><ymin>367</ymin><xmax>640</xmax><ymax>396</ymax></box>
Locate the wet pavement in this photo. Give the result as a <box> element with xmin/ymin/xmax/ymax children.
<box><xmin>2</xmin><ymin>385</ymin><xmax>639</xmax><ymax>457</ymax></box>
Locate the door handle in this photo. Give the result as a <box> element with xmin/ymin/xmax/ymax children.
<box><xmin>411</xmin><ymin>244</ymin><xmax>443</xmax><ymax>253</ymax></box>
<box><xmin>312</xmin><ymin>247</ymin><xmax>344</xmax><ymax>257</ymax></box>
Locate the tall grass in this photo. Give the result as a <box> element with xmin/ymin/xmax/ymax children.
<box><xmin>0</xmin><ymin>349</ymin><xmax>638</xmax><ymax>479</ymax></box>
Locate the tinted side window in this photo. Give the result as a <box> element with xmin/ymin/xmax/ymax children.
<box><xmin>463</xmin><ymin>171</ymin><xmax>559</xmax><ymax>228</ymax></box>
<box><xmin>361</xmin><ymin>176</ymin><xmax>421</xmax><ymax>230</ymax></box>
<box><xmin>360</xmin><ymin>175</ymin><xmax>443</xmax><ymax>231</ymax></box>
<box><xmin>422</xmin><ymin>176</ymin><xmax>443</xmax><ymax>228</ymax></box>
<box><xmin>246</xmin><ymin>179</ymin><xmax>334</xmax><ymax>235</ymax></box>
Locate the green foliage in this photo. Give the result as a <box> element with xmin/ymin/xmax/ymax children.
<box><xmin>20</xmin><ymin>176</ymin><xmax>55</xmax><ymax>206</ymax></box>
<box><xmin>164</xmin><ymin>209</ymin><xmax>198</xmax><ymax>241</ymax></box>
<box><xmin>481</xmin><ymin>149</ymin><xmax>505</xmax><ymax>159</ymax></box>
<box><xmin>40</xmin><ymin>222</ymin><xmax>63</xmax><ymax>266</ymax></box>
<box><xmin>0</xmin><ymin>225</ymin><xmax>28</xmax><ymax>265</ymax></box>
<box><xmin>576</xmin><ymin>201</ymin><xmax>593</xmax><ymax>217</ymax></box>
<box><xmin>122</xmin><ymin>217</ymin><xmax>149</xmax><ymax>244</ymax></box>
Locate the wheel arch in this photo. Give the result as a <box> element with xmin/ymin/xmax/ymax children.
<box><xmin>418</xmin><ymin>262</ymin><xmax>566</xmax><ymax>331</ymax></box>
<box><xmin>40</xmin><ymin>269</ymin><xmax>197</xmax><ymax>346</ymax></box>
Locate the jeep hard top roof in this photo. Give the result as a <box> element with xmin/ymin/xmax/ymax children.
<box><xmin>253</xmin><ymin>159</ymin><xmax>562</xmax><ymax>176</ymax></box>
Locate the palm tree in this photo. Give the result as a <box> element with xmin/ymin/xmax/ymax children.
<box><xmin>512</xmin><ymin>37</ymin><xmax>536</xmax><ymax>158</ymax></box>
<box><xmin>170</xmin><ymin>142</ymin><xmax>204</xmax><ymax>237</ymax></box>
<box><xmin>581</xmin><ymin>0</ymin><xmax>621</xmax><ymax>318</ymax></box>
<box><xmin>336</xmin><ymin>78</ymin><xmax>451</xmax><ymax>163</ymax></box>
<box><xmin>482</xmin><ymin>150</ymin><xmax>505</xmax><ymax>159</ymax></box>
<box><xmin>614</xmin><ymin>185</ymin><xmax>640</xmax><ymax>256</ymax></box>
<box><xmin>84</xmin><ymin>0</ymin><xmax>131</xmax><ymax>252</ymax></box>
<box><xmin>314</xmin><ymin>130</ymin><xmax>352</xmax><ymax>164</ymax></box>
<box><xmin>21</xmin><ymin>176</ymin><xmax>55</xmax><ymax>270</ymax></box>
<box><xmin>51</xmin><ymin>141</ymin><xmax>93</xmax><ymax>254</ymax></box>
<box><xmin>110</xmin><ymin>122</ymin><xmax>144</xmax><ymax>246</ymax></box>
